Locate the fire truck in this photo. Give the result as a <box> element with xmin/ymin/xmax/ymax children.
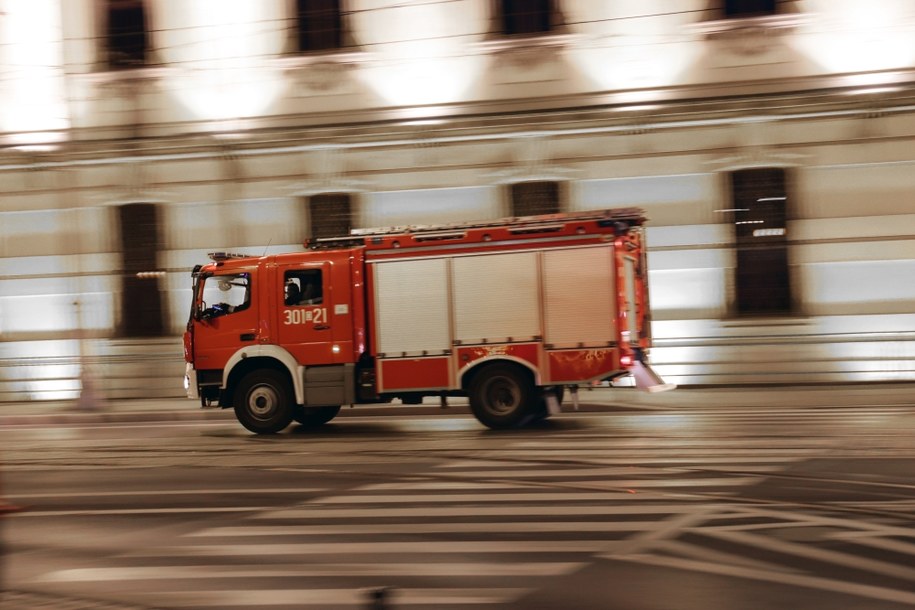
<box><xmin>183</xmin><ymin>208</ymin><xmax>673</xmax><ymax>434</ymax></box>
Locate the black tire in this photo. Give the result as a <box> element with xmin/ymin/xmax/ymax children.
<box><xmin>292</xmin><ymin>405</ymin><xmax>341</xmax><ymax>428</ymax></box>
<box><xmin>468</xmin><ymin>364</ymin><xmax>536</xmax><ymax>429</ymax></box>
<box><xmin>233</xmin><ymin>369</ymin><xmax>294</xmax><ymax>434</ymax></box>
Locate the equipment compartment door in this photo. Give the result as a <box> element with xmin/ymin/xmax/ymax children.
<box><xmin>276</xmin><ymin>260</ymin><xmax>351</xmax><ymax>365</ymax></box>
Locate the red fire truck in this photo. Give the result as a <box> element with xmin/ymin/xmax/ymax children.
<box><xmin>183</xmin><ymin>208</ymin><xmax>673</xmax><ymax>434</ymax></box>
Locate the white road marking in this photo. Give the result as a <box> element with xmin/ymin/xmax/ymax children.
<box><xmin>255</xmin><ymin>504</ymin><xmax>723</xmax><ymax>519</ymax></box>
<box><xmin>618</xmin><ymin>554</ymin><xmax>915</xmax><ymax>606</ymax></box>
<box><xmin>37</xmin><ymin>562</ymin><xmax>585</xmax><ymax>582</ymax></box>
<box><xmin>8</xmin><ymin>488</ymin><xmax>323</xmax><ymax>499</ymax></box>
<box><xmin>127</xmin><ymin>540</ymin><xmax>622</xmax><ymax>557</ymax></box>
<box><xmin>709</xmin><ymin>529</ymin><xmax>915</xmax><ymax>581</ymax></box>
<box><xmin>186</xmin><ymin>521</ymin><xmax>660</xmax><ymax>537</ymax></box>
<box><xmin>11</xmin><ymin>507</ymin><xmax>273</xmax><ymax>518</ymax></box>
<box><xmin>127</xmin><ymin>588</ymin><xmax>531</xmax><ymax>607</ymax></box>
<box><xmin>313</xmin><ymin>481</ymin><xmax>752</xmax><ymax>504</ymax></box>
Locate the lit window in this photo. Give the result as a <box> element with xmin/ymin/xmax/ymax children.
<box><xmin>730</xmin><ymin>168</ymin><xmax>792</xmax><ymax>316</ymax></box>
<box><xmin>510</xmin><ymin>181</ymin><xmax>561</xmax><ymax>217</ymax></box>
<box><xmin>501</xmin><ymin>0</ymin><xmax>553</xmax><ymax>36</ymax></box>
<box><xmin>296</xmin><ymin>0</ymin><xmax>343</xmax><ymax>52</ymax></box>
<box><xmin>308</xmin><ymin>193</ymin><xmax>353</xmax><ymax>240</ymax></box>
<box><xmin>106</xmin><ymin>0</ymin><xmax>149</xmax><ymax>69</ymax></box>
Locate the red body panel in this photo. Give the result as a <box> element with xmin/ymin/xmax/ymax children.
<box><xmin>547</xmin><ymin>348</ymin><xmax>620</xmax><ymax>384</ymax></box>
<box><xmin>379</xmin><ymin>357</ymin><xmax>451</xmax><ymax>392</ymax></box>
<box><xmin>456</xmin><ymin>343</ymin><xmax>541</xmax><ymax>381</ymax></box>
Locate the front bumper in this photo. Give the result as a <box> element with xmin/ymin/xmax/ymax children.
<box><xmin>184</xmin><ymin>363</ymin><xmax>199</xmax><ymax>400</ymax></box>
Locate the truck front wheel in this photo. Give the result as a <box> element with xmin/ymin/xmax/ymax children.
<box><xmin>292</xmin><ymin>405</ymin><xmax>341</xmax><ymax>428</ymax></box>
<box><xmin>233</xmin><ymin>370</ymin><xmax>294</xmax><ymax>434</ymax></box>
<box><xmin>468</xmin><ymin>364</ymin><xmax>536</xmax><ymax>429</ymax></box>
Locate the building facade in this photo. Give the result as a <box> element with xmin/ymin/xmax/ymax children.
<box><xmin>1</xmin><ymin>0</ymin><xmax>915</xmax><ymax>400</ymax></box>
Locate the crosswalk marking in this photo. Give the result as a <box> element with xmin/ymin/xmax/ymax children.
<box><xmin>185</xmin><ymin>521</ymin><xmax>660</xmax><ymax>536</ymax></box>
<box><xmin>19</xmin><ymin>410</ymin><xmax>891</xmax><ymax>610</ymax></box>
<box><xmin>127</xmin><ymin>540</ymin><xmax>624</xmax><ymax>557</ymax></box>
<box><xmin>254</xmin><ymin>504</ymin><xmax>715</xmax><ymax>519</ymax></box>
<box><xmin>619</xmin><ymin>554</ymin><xmax>915</xmax><ymax>607</ymax></box>
<box><xmin>128</xmin><ymin>587</ymin><xmax>531</xmax><ymax>607</ymax></box>
<box><xmin>302</xmin><ymin>489</ymin><xmax>743</xmax><ymax>504</ymax></box>
<box><xmin>39</xmin><ymin>562</ymin><xmax>586</xmax><ymax>581</ymax></box>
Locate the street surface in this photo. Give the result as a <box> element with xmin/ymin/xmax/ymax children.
<box><xmin>1</xmin><ymin>399</ymin><xmax>914</xmax><ymax>609</ymax></box>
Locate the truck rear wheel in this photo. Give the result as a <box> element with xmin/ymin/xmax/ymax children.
<box><xmin>233</xmin><ymin>370</ymin><xmax>294</xmax><ymax>434</ymax></box>
<box><xmin>468</xmin><ymin>364</ymin><xmax>536</xmax><ymax>429</ymax></box>
<box><xmin>292</xmin><ymin>405</ymin><xmax>341</xmax><ymax>428</ymax></box>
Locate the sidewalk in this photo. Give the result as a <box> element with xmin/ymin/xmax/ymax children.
<box><xmin>0</xmin><ymin>383</ymin><xmax>913</xmax><ymax>427</ymax></box>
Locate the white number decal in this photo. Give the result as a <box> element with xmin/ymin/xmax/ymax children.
<box><xmin>283</xmin><ymin>307</ymin><xmax>327</xmax><ymax>326</ymax></box>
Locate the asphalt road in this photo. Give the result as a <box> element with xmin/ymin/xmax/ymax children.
<box><xmin>1</xmin><ymin>402</ymin><xmax>914</xmax><ymax>610</ymax></box>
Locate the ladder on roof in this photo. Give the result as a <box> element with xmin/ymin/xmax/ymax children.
<box><xmin>309</xmin><ymin>207</ymin><xmax>645</xmax><ymax>249</ymax></box>
<box><xmin>349</xmin><ymin>207</ymin><xmax>645</xmax><ymax>237</ymax></box>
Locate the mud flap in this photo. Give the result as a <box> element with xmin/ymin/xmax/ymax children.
<box><xmin>629</xmin><ymin>361</ymin><xmax>676</xmax><ymax>393</ymax></box>
<box><xmin>545</xmin><ymin>392</ymin><xmax>562</xmax><ymax>415</ymax></box>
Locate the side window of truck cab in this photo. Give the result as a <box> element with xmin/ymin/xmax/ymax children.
<box><xmin>284</xmin><ymin>270</ymin><xmax>323</xmax><ymax>306</ymax></box>
<box><xmin>200</xmin><ymin>272</ymin><xmax>250</xmax><ymax>317</ymax></box>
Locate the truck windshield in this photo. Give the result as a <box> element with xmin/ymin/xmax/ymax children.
<box><xmin>199</xmin><ymin>272</ymin><xmax>251</xmax><ymax>318</ymax></box>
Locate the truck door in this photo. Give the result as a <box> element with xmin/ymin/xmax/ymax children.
<box><xmin>276</xmin><ymin>259</ymin><xmax>352</xmax><ymax>365</ymax></box>
<box><xmin>191</xmin><ymin>268</ymin><xmax>258</xmax><ymax>371</ymax></box>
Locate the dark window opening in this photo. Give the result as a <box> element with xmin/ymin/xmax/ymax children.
<box><xmin>118</xmin><ymin>203</ymin><xmax>164</xmax><ymax>336</ymax></box>
<box><xmin>724</xmin><ymin>0</ymin><xmax>777</xmax><ymax>18</ymax></box>
<box><xmin>308</xmin><ymin>193</ymin><xmax>353</xmax><ymax>241</ymax></box>
<box><xmin>284</xmin><ymin>270</ymin><xmax>324</xmax><ymax>306</ymax></box>
<box><xmin>106</xmin><ymin>0</ymin><xmax>148</xmax><ymax>69</ymax></box>
<box><xmin>296</xmin><ymin>0</ymin><xmax>343</xmax><ymax>52</ymax></box>
<box><xmin>510</xmin><ymin>181</ymin><xmax>561</xmax><ymax>217</ymax></box>
<box><xmin>730</xmin><ymin>168</ymin><xmax>791</xmax><ymax>316</ymax></box>
<box><xmin>501</xmin><ymin>0</ymin><xmax>553</xmax><ymax>35</ymax></box>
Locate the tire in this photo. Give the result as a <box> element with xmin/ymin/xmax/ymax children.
<box><xmin>292</xmin><ymin>405</ymin><xmax>341</xmax><ymax>428</ymax></box>
<box><xmin>468</xmin><ymin>364</ymin><xmax>536</xmax><ymax>429</ymax></box>
<box><xmin>233</xmin><ymin>369</ymin><xmax>294</xmax><ymax>434</ymax></box>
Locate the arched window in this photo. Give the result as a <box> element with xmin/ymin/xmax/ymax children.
<box><xmin>729</xmin><ymin>168</ymin><xmax>792</xmax><ymax>316</ymax></box>
<box><xmin>296</xmin><ymin>0</ymin><xmax>343</xmax><ymax>52</ymax></box>
<box><xmin>510</xmin><ymin>181</ymin><xmax>562</xmax><ymax>217</ymax></box>
<box><xmin>500</xmin><ymin>0</ymin><xmax>553</xmax><ymax>36</ymax></box>
<box><xmin>724</xmin><ymin>0</ymin><xmax>777</xmax><ymax>18</ymax></box>
<box><xmin>118</xmin><ymin>202</ymin><xmax>164</xmax><ymax>336</ymax></box>
<box><xmin>307</xmin><ymin>193</ymin><xmax>353</xmax><ymax>240</ymax></box>
<box><xmin>105</xmin><ymin>0</ymin><xmax>149</xmax><ymax>69</ymax></box>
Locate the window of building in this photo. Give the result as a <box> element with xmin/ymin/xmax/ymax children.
<box><xmin>500</xmin><ymin>0</ymin><xmax>553</xmax><ymax>36</ymax></box>
<box><xmin>106</xmin><ymin>0</ymin><xmax>149</xmax><ymax>69</ymax></box>
<box><xmin>730</xmin><ymin>168</ymin><xmax>791</xmax><ymax>316</ymax></box>
<box><xmin>724</xmin><ymin>0</ymin><xmax>776</xmax><ymax>18</ymax></box>
<box><xmin>510</xmin><ymin>181</ymin><xmax>561</xmax><ymax>217</ymax></box>
<box><xmin>284</xmin><ymin>270</ymin><xmax>323</xmax><ymax>306</ymax></box>
<box><xmin>307</xmin><ymin>193</ymin><xmax>353</xmax><ymax>241</ymax></box>
<box><xmin>296</xmin><ymin>0</ymin><xmax>343</xmax><ymax>52</ymax></box>
<box><xmin>117</xmin><ymin>202</ymin><xmax>164</xmax><ymax>336</ymax></box>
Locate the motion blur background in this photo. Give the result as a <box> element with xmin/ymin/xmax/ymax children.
<box><xmin>1</xmin><ymin>0</ymin><xmax>914</xmax><ymax>402</ymax></box>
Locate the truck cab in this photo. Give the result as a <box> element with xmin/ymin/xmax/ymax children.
<box><xmin>184</xmin><ymin>249</ymin><xmax>366</xmax><ymax>433</ymax></box>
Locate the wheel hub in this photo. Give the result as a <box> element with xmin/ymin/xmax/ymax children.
<box><xmin>249</xmin><ymin>386</ymin><xmax>278</xmax><ymax>418</ymax></box>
